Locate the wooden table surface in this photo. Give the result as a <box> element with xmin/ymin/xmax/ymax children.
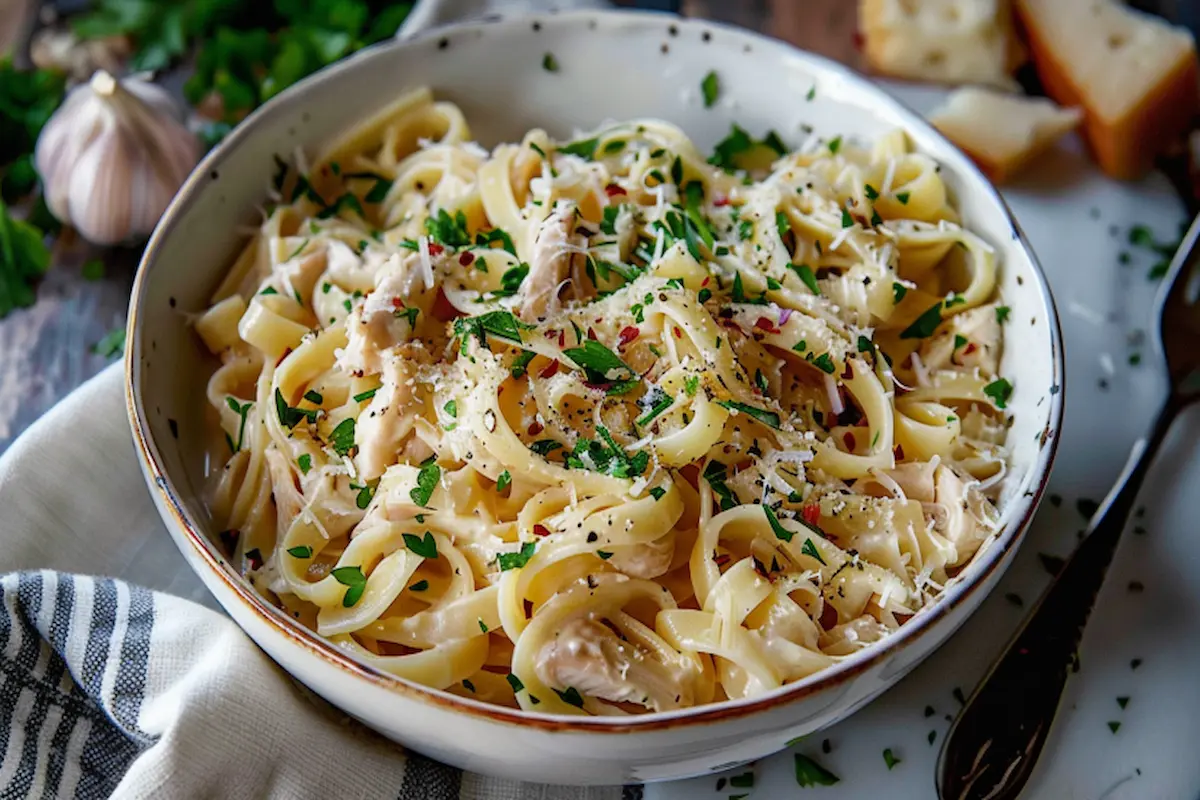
<box><xmin>0</xmin><ymin>0</ymin><xmax>861</xmax><ymax>453</ymax></box>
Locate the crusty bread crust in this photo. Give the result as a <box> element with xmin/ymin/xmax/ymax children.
<box><xmin>1016</xmin><ymin>0</ymin><xmax>1200</xmax><ymax>179</ymax></box>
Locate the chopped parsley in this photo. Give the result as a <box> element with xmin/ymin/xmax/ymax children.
<box><xmin>954</xmin><ymin>334</ymin><xmax>968</xmax><ymax>350</ymax></box>
<box><xmin>296</xmin><ymin>454</ymin><xmax>312</xmax><ymax>475</ymax></box>
<box><xmin>703</xmin><ymin>460</ymin><xmax>738</xmax><ymax>510</ymax></box>
<box><xmin>596</xmin><ymin>550</ymin><xmax>613</xmax><ymax>560</ymax></box>
<box><xmin>892</xmin><ymin>282</ymin><xmax>908</xmax><ymax>304</ymax></box>
<box><xmin>498</xmin><ymin>541</ymin><xmax>536</xmax><ymax>571</ymax></box>
<box><xmin>564</xmin><ymin>339</ymin><xmax>634</xmax><ymax>383</ymax></box>
<box><xmin>776</xmin><ymin>210</ymin><xmax>791</xmax><ymax>239</ymax></box>
<box><xmin>274</xmin><ymin>388</ymin><xmax>316</xmax><ymax>429</ymax></box>
<box><xmin>409</xmin><ymin>580</ymin><xmax>428</xmax><ymax>592</ymax></box>
<box><xmin>841</xmin><ymin>208</ymin><xmax>853</xmax><ymax>228</ymax></box>
<box><xmin>810</xmin><ymin>353</ymin><xmax>835</xmax><ymax>374</ymax></box>
<box><xmin>475</xmin><ymin>228</ymin><xmax>518</xmax><ymax>256</ymax></box>
<box><xmin>564</xmin><ymin>426</ymin><xmax>649</xmax><ymax>479</ymax></box>
<box><xmin>224</xmin><ymin>397</ymin><xmax>253</xmax><ymax>453</ymax></box>
<box><xmin>828</xmin><ymin>135</ymin><xmax>842</xmax><ymax>154</ymax></box>
<box><xmin>496</xmin><ymin>470</ymin><xmax>512</xmax><ymax>492</ymax></box>
<box><xmin>792</xmin><ymin>263</ymin><xmax>820</xmax><ymax>294</ymax></box>
<box><xmin>331</xmin><ymin>566</ymin><xmax>367</xmax><ymax>607</ymax></box>
<box><xmin>684</xmin><ymin>375</ymin><xmax>700</xmax><ymax>396</ymax></box>
<box><xmin>864</xmin><ymin>184</ymin><xmax>879</xmax><ymax>200</ymax></box>
<box><xmin>896</xmin><ymin>191</ymin><xmax>910</xmax><ymax>204</ymax></box>
<box><xmin>507</xmin><ymin>673</ymin><xmax>525</xmax><ymax>693</ymax></box>
<box><xmin>701</xmin><ymin>70</ymin><xmax>720</xmax><ymax>107</ymax></box>
<box><xmin>636</xmin><ymin>389</ymin><xmax>674</xmax><ymax>426</ymax></box>
<box><xmin>352</xmin><ymin>388</ymin><xmax>377</xmax><ymax>403</ymax></box>
<box><xmin>560</xmin><ymin>137</ymin><xmax>599</xmax><ymax>159</ymax></box>
<box><xmin>600</xmin><ymin>205</ymin><xmax>621</xmax><ymax>235</ymax></box>
<box><xmin>794</xmin><ymin>754</ymin><xmax>839</xmax><ymax>787</ymax></box>
<box><xmin>883</xmin><ymin>749</ymin><xmax>901</xmax><ymax>770</ymax></box>
<box><xmin>984</xmin><ymin>378</ymin><xmax>1013</xmax><ymax>409</ymax></box>
<box><xmin>425</xmin><ymin>208</ymin><xmax>472</xmax><ymax>249</ymax></box>
<box><xmin>764</xmin><ymin>505</ymin><xmax>793</xmax><ymax>542</ymax></box>
<box><xmin>453</xmin><ymin>310</ymin><xmax>532</xmax><ymax>353</ymax></box>
<box><xmin>555</xmin><ymin>686</ymin><xmax>585</xmax><ymax>708</ymax></box>
<box><xmin>716</xmin><ymin>400</ymin><xmax>780</xmax><ymax>429</ymax></box>
<box><xmin>410</xmin><ymin>461</ymin><xmax>440</xmax><ymax>506</ymax></box>
<box><xmin>287</xmin><ymin>545</ymin><xmax>312</xmax><ymax>558</ymax></box>
<box><xmin>303</xmin><ymin>390</ymin><xmax>323</xmax><ymax>405</ymax></box>
<box><xmin>403</xmin><ymin>531</ymin><xmax>439</xmax><ymax>559</ymax></box>
<box><xmin>801</xmin><ymin>538</ymin><xmax>826</xmax><ymax>565</ymax></box>
<box><xmin>649</xmin><ymin>487</ymin><xmax>666</xmax><ymax>501</ymax></box>
<box><xmin>542</xmin><ymin>52</ymin><xmax>559</xmax><ymax>72</ymax></box>
<box><xmin>530</xmin><ymin>439</ymin><xmax>563</xmax><ymax>456</ymax></box>
<box><xmin>329</xmin><ymin>418</ymin><xmax>356</xmax><ymax>456</ymax></box>
<box><xmin>857</xmin><ymin>335</ymin><xmax>872</xmax><ymax>352</ymax></box>
<box><xmin>900</xmin><ymin>302</ymin><xmax>943</xmax><ymax>339</ymax></box>
<box><xmin>351</xmin><ymin>481</ymin><xmax>376</xmax><ymax>509</ymax></box>
<box><xmin>510</xmin><ymin>350</ymin><xmax>536</xmax><ymax>379</ymax></box>
<box><xmin>995</xmin><ymin>305</ymin><xmax>1011</xmax><ymax>323</ymax></box>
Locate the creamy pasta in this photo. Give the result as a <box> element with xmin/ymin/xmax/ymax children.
<box><xmin>196</xmin><ymin>86</ymin><xmax>1013</xmax><ymax>715</ymax></box>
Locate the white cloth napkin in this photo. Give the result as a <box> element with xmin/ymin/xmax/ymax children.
<box><xmin>0</xmin><ymin>364</ymin><xmax>639</xmax><ymax>800</ymax></box>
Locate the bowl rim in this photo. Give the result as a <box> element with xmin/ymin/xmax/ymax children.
<box><xmin>125</xmin><ymin>8</ymin><xmax>1066</xmax><ymax>732</ymax></box>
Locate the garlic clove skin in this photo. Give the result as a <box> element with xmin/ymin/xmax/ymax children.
<box><xmin>35</xmin><ymin>70</ymin><xmax>201</xmax><ymax>246</ymax></box>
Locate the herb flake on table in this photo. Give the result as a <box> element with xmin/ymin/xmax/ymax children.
<box><xmin>883</xmin><ymin>748</ymin><xmax>901</xmax><ymax>769</ymax></box>
<box><xmin>701</xmin><ymin>70</ymin><xmax>720</xmax><ymax>108</ymax></box>
<box><xmin>794</xmin><ymin>753</ymin><xmax>839</xmax><ymax>787</ymax></box>
<box><xmin>542</xmin><ymin>53</ymin><xmax>559</xmax><ymax>72</ymax></box>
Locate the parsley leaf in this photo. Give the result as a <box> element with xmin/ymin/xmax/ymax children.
<box><xmin>791</xmin><ymin>263</ymin><xmax>819</xmax><ymax>295</ymax></box>
<box><xmin>297</xmin><ymin>454</ymin><xmax>312</xmax><ymax>474</ymax></box>
<box><xmin>410</xmin><ymin>461</ymin><xmax>440</xmax><ymax>506</ymax></box>
<box><xmin>801</xmin><ymin>538</ymin><xmax>826</xmax><ymax>565</ymax></box>
<box><xmin>763</xmin><ymin>505</ymin><xmax>793</xmax><ymax>542</ymax></box>
<box><xmin>995</xmin><ymin>305</ymin><xmax>1011</xmax><ymax>323</ymax></box>
<box><xmin>900</xmin><ymin>301</ymin><xmax>943</xmax><ymax>339</ymax></box>
<box><xmin>0</xmin><ymin>200</ymin><xmax>52</xmax><ymax>319</ymax></box>
<box><xmin>287</xmin><ymin>545</ymin><xmax>313</xmax><ymax>558</ymax></box>
<box><xmin>892</xmin><ymin>282</ymin><xmax>908</xmax><ymax>304</ymax></box>
<box><xmin>331</xmin><ymin>565</ymin><xmax>367</xmax><ymax>607</ymax></box>
<box><xmin>702</xmin><ymin>460</ymin><xmax>738</xmax><ymax>510</ymax></box>
<box><xmin>560</xmin><ymin>137</ymin><xmax>599</xmax><ymax>159</ymax></box>
<box><xmin>636</xmin><ymin>389</ymin><xmax>674</xmax><ymax>426</ymax></box>
<box><xmin>498</xmin><ymin>541</ymin><xmax>536</xmax><ymax>571</ymax></box>
<box><xmin>716</xmin><ymin>400</ymin><xmax>780</xmax><ymax>429</ymax></box>
<box><xmin>425</xmin><ymin>208</ymin><xmax>472</xmax><ymax>248</ymax></box>
<box><xmin>329</xmin><ymin>418</ymin><xmax>355</xmax><ymax>456</ymax></box>
<box><xmin>453</xmin><ymin>310</ymin><xmax>532</xmax><ymax>352</ymax></box>
<box><xmin>701</xmin><ymin>70</ymin><xmax>720</xmax><ymax>107</ymax></box>
<box><xmin>542</xmin><ymin>52</ymin><xmax>559</xmax><ymax>72</ymax></box>
<box><xmin>564</xmin><ymin>339</ymin><xmax>634</xmax><ymax>383</ymax></box>
<box><xmin>403</xmin><ymin>531</ymin><xmax>439</xmax><ymax>559</ymax></box>
<box><xmin>794</xmin><ymin>754</ymin><xmax>839</xmax><ymax>787</ymax></box>
<box><xmin>496</xmin><ymin>470</ymin><xmax>512</xmax><ymax>492</ymax></box>
<box><xmin>810</xmin><ymin>353</ymin><xmax>835</xmax><ymax>374</ymax></box>
<box><xmin>555</xmin><ymin>686</ymin><xmax>585</xmax><ymax>707</ymax></box>
<box><xmin>984</xmin><ymin>378</ymin><xmax>1013</xmax><ymax>409</ymax></box>
<box><xmin>475</xmin><ymin>228</ymin><xmax>517</xmax><ymax>256</ymax></box>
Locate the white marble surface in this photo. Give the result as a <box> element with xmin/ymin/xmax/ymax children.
<box><xmin>646</xmin><ymin>84</ymin><xmax>1194</xmax><ymax>800</ymax></box>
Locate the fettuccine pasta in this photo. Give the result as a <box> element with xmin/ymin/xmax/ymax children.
<box><xmin>196</xmin><ymin>87</ymin><xmax>1014</xmax><ymax>715</ymax></box>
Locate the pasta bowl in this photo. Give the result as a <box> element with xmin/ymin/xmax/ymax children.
<box><xmin>125</xmin><ymin>7</ymin><xmax>1064</xmax><ymax>785</ymax></box>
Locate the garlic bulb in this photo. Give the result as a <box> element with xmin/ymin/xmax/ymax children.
<box><xmin>35</xmin><ymin>70</ymin><xmax>200</xmax><ymax>246</ymax></box>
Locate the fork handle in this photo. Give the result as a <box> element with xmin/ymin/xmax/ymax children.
<box><xmin>936</xmin><ymin>397</ymin><xmax>1180</xmax><ymax>800</ymax></box>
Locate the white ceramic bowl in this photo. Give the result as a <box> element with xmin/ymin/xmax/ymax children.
<box><xmin>126</xmin><ymin>8</ymin><xmax>1065</xmax><ymax>785</ymax></box>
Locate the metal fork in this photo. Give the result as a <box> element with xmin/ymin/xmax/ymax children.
<box><xmin>936</xmin><ymin>213</ymin><xmax>1200</xmax><ymax>800</ymax></box>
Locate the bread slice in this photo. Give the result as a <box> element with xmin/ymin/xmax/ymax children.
<box><xmin>929</xmin><ymin>88</ymin><xmax>1082</xmax><ymax>182</ymax></box>
<box><xmin>858</xmin><ymin>0</ymin><xmax>1026</xmax><ymax>89</ymax></box>
<box><xmin>1015</xmin><ymin>0</ymin><xmax>1199</xmax><ymax>179</ymax></box>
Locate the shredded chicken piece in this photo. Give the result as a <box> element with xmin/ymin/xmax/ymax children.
<box><xmin>534</xmin><ymin>616</ymin><xmax>691</xmax><ymax>711</ymax></box>
<box><xmin>354</xmin><ymin>344</ymin><xmax>430</xmax><ymax>480</ymax></box>
<box><xmin>607</xmin><ymin>532</ymin><xmax>675</xmax><ymax>580</ymax></box>
<box><xmin>933</xmin><ymin>465</ymin><xmax>991</xmax><ymax>565</ymax></box>
<box><xmin>338</xmin><ymin>254</ymin><xmax>423</xmax><ymax>375</ymax></box>
<box><xmin>519</xmin><ymin>201</ymin><xmax>590</xmax><ymax>321</ymax></box>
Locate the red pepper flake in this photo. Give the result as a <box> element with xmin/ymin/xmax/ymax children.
<box><xmin>963</xmin><ymin>342</ymin><xmax>978</xmax><ymax>355</ymax></box>
<box><xmin>841</xmin><ymin>361</ymin><xmax>854</xmax><ymax>380</ymax></box>
<box><xmin>539</xmin><ymin>360</ymin><xmax>560</xmax><ymax>379</ymax></box>
<box><xmin>558</xmin><ymin>330</ymin><xmax>566</xmax><ymax>347</ymax></box>
<box><xmin>431</xmin><ymin>286</ymin><xmax>461</xmax><ymax>322</ymax></box>
<box><xmin>391</xmin><ymin>297</ymin><xmax>404</xmax><ymax>307</ymax></box>
<box><xmin>427</xmin><ymin>243</ymin><xmax>444</xmax><ymax>256</ymax></box>
<box><xmin>701</xmin><ymin>277</ymin><xmax>711</xmax><ymax>287</ymax></box>
<box><xmin>754</xmin><ymin>317</ymin><xmax>781</xmax><ymax>334</ymax></box>
<box><xmin>528</xmin><ymin>421</ymin><xmax>544</xmax><ymax>436</ymax></box>
<box><xmin>852</xmin><ymin>29</ymin><xmax>865</xmax><ymax>50</ymax></box>
<box><xmin>843</xmin><ymin>431</ymin><xmax>857</xmax><ymax>451</ymax></box>
<box><xmin>893</xmin><ymin>444</ymin><xmax>905</xmax><ymax>460</ymax></box>
<box><xmin>714</xmin><ymin>553</ymin><xmax>732</xmax><ymax>567</ymax></box>
<box><xmin>618</xmin><ymin>326</ymin><xmax>640</xmax><ymax>347</ymax></box>
<box><xmin>802</xmin><ymin>504</ymin><xmax>821</xmax><ymax>525</ymax></box>
<box><xmin>604</xmin><ymin>183</ymin><xmax>627</xmax><ymax>197</ymax></box>
<box><xmin>458</xmin><ymin>251</ymin><xmax>474</xmax><ymax>266</ymax></box>
<box><xmin>713</xmin><ymin>196</ymin><xmax>730</xmax><ymax>207</ymax></box>
<box><xmin>533</xmin><ymin>524</ymin><xmax>551</xmax><ymax>538</ymax></box>
<box><xmin>587</xmin><ymin>327</ymin><xmax>598</xmax><ymax>340</ymax></box>
<box><xmin>246</xmin><ymin>548</ymin><xmax>264</xmax><ymax>570</ymax></box>
<box><xmin>673</xmin><ymin>326</ymin><xmax>683</xmax><ymax>339</ymax></box>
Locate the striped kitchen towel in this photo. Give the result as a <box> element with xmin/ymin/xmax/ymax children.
<box><xmin>0</xmin><ymin>365</ymin><xmax>641</xmax><ymax>799</ymax></box>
